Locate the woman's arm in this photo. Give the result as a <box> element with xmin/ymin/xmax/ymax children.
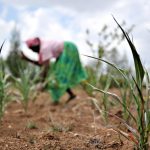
<box><xmin>40</xmin><ymin>60</ymin><xmax>50</xmax><ymax>81</ymax></box>
<box><xmin>21</xmin><ymin>43</ymin><xmax>41</xmax><ymax>66</ymax></box>
<box><xmin>21</xmin><ymin>52</ymin><xmax>41</xmax><ymax>66</ymax></box>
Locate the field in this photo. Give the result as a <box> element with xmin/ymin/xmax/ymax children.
<box><xmin>0</xmin><ymin>87</ymin><xmax>133</xmax><ymax>150</ymax></box>
<box><xmin>0</xmin><ymin>18</ymin><xmax>150</xmax><ymax>150</ymax></box>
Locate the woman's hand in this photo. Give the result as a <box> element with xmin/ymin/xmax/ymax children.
<box><xmin>20</xmin><ymin>51</ymin><xmax>26</xmax><ymax>59</ymax></box>
<box><xmin>20</xmin><ymin>50</ymin><xmax>41</xmax><ymax>66</ymax></box>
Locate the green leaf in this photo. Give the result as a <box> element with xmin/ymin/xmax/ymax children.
<box><xmin>0</xmin><ymin>41</ymin><xmax>5</xmax><ymax>54</ymax></box>
<box><xmin>84</xmin><ymin>54</ymin><xmax>127</xmax><ymax>81</ymax></box>
<box><xmin>113</xmin><ymin>16</ymin><xmax>145</xmax><ymax>88</ymax></box>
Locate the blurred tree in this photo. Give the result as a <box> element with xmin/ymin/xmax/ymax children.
<box><xmin>6</xmin><ymin>26</ymin><xmax>28</xmax><ymax>77</ymax></box>
<box><xmin>86</xmin><ymin>20</ymin><xmax>134</xmax><ymax>72</ymax></box>
<box><xmin>85</xmin><ymin>20</ymin><xmax>134</xmax><ymax>88</ymax></box>
<box><xmin>106</xmin><ymin>48</ymin><xmax>128</xmax><ymax>74</ymax></box>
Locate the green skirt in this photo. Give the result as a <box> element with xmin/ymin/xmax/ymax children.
<box><xmin>47</xmin><ymin>41</ymin><xmax>87</xmax><ymax>102</ymax></box>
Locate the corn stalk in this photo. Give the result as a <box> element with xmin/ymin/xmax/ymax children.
<box><xmin>86</xmin><ymin>17</ymin><xmax>150</xmax><ymax>149</ymax></box>
<box><xmin>0</xmin><ymin>42</ymin><xmax>11</xmax><ymax>121</ymax></box>
<box><xmin>12</xmin><ymin>65</ymin><xmax>40</xmax><ymax>113</ymax></box>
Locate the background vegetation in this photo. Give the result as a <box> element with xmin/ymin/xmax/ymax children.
<box><xmin>0</xmin><ymin>18</ymin><xmax>150</xmax><ymax>149</ymax></box>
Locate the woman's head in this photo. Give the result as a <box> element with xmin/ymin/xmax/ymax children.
<box><xmin>26</xmin><ymin>37</ymin><xmax>41</xmax><ymax>53</ymax></box>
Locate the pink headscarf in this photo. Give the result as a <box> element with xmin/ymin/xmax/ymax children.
<box><xmin>26</xmin><ymin>37</ymin><xmax>40</xmax><ymax>48</ymax></box>
<box><xmin>25</xmin><ymin>37</ymin><xmax>64</xmax><ymax>64</ymax></box>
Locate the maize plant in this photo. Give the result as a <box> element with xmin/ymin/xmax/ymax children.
<box><xmin>86</xmin><ymin>17</ymin><xmax>150</xmax><ymax>150</ymax></box>
<box><xmin>0</xmin><ymin>42</ymin><xmax>11</xmax><ymax>121</ymax></box>
<box><xmin>0</xmin><ymin>71</ymin><xmax>10</xmax><ymax>121</ymax></box>
<box><xmin>12</xmin><ymin>64</ymin><xmax>40</xmax><ymax>113</ymax></box>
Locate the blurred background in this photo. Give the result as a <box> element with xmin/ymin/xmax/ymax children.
<box><xmin>0</xmin><ymin>0</ymin><xmax>150</xmax><ymax>69</ymax></box>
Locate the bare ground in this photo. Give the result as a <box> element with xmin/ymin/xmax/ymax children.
<box><xmin>0</xmin><ymin>87</ymin><xmax>134</xmax><ymax>150</ymax></box>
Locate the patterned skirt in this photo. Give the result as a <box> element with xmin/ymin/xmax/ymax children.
<box><xmin>47</xmin><ymin>41</ymin><xmax>87</xmax><ymax>102</ymax></box>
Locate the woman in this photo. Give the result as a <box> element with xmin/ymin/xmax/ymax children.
<box><xmin>21</xmin><ymin>37</ymin><xmax>87</xmax><ymax>104</ymax></box>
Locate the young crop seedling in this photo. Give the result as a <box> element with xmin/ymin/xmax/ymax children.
<box><xmin>26</xmin><ymin>121</ymin><xmax>38</xmax><ymax>129</ymax></box>
<box><xmin>12</xmin><ymin>64</ymin><xmax>40</xmax><ymax>113</ymax></box>
<box><xmin>0</xmin><ymin>42</ymin><xmax>11</xmax><ymax>121</ymax></box>
<box><xmin>86</xmin><ymin>17</ymin><xmax>150</xmax><ymax>150</ymax></box>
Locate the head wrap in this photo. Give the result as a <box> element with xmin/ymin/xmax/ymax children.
<box><xmin>26</xmin><ymin>37</ymin><xmax>41</xmax><ymax>48</ymax></box>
